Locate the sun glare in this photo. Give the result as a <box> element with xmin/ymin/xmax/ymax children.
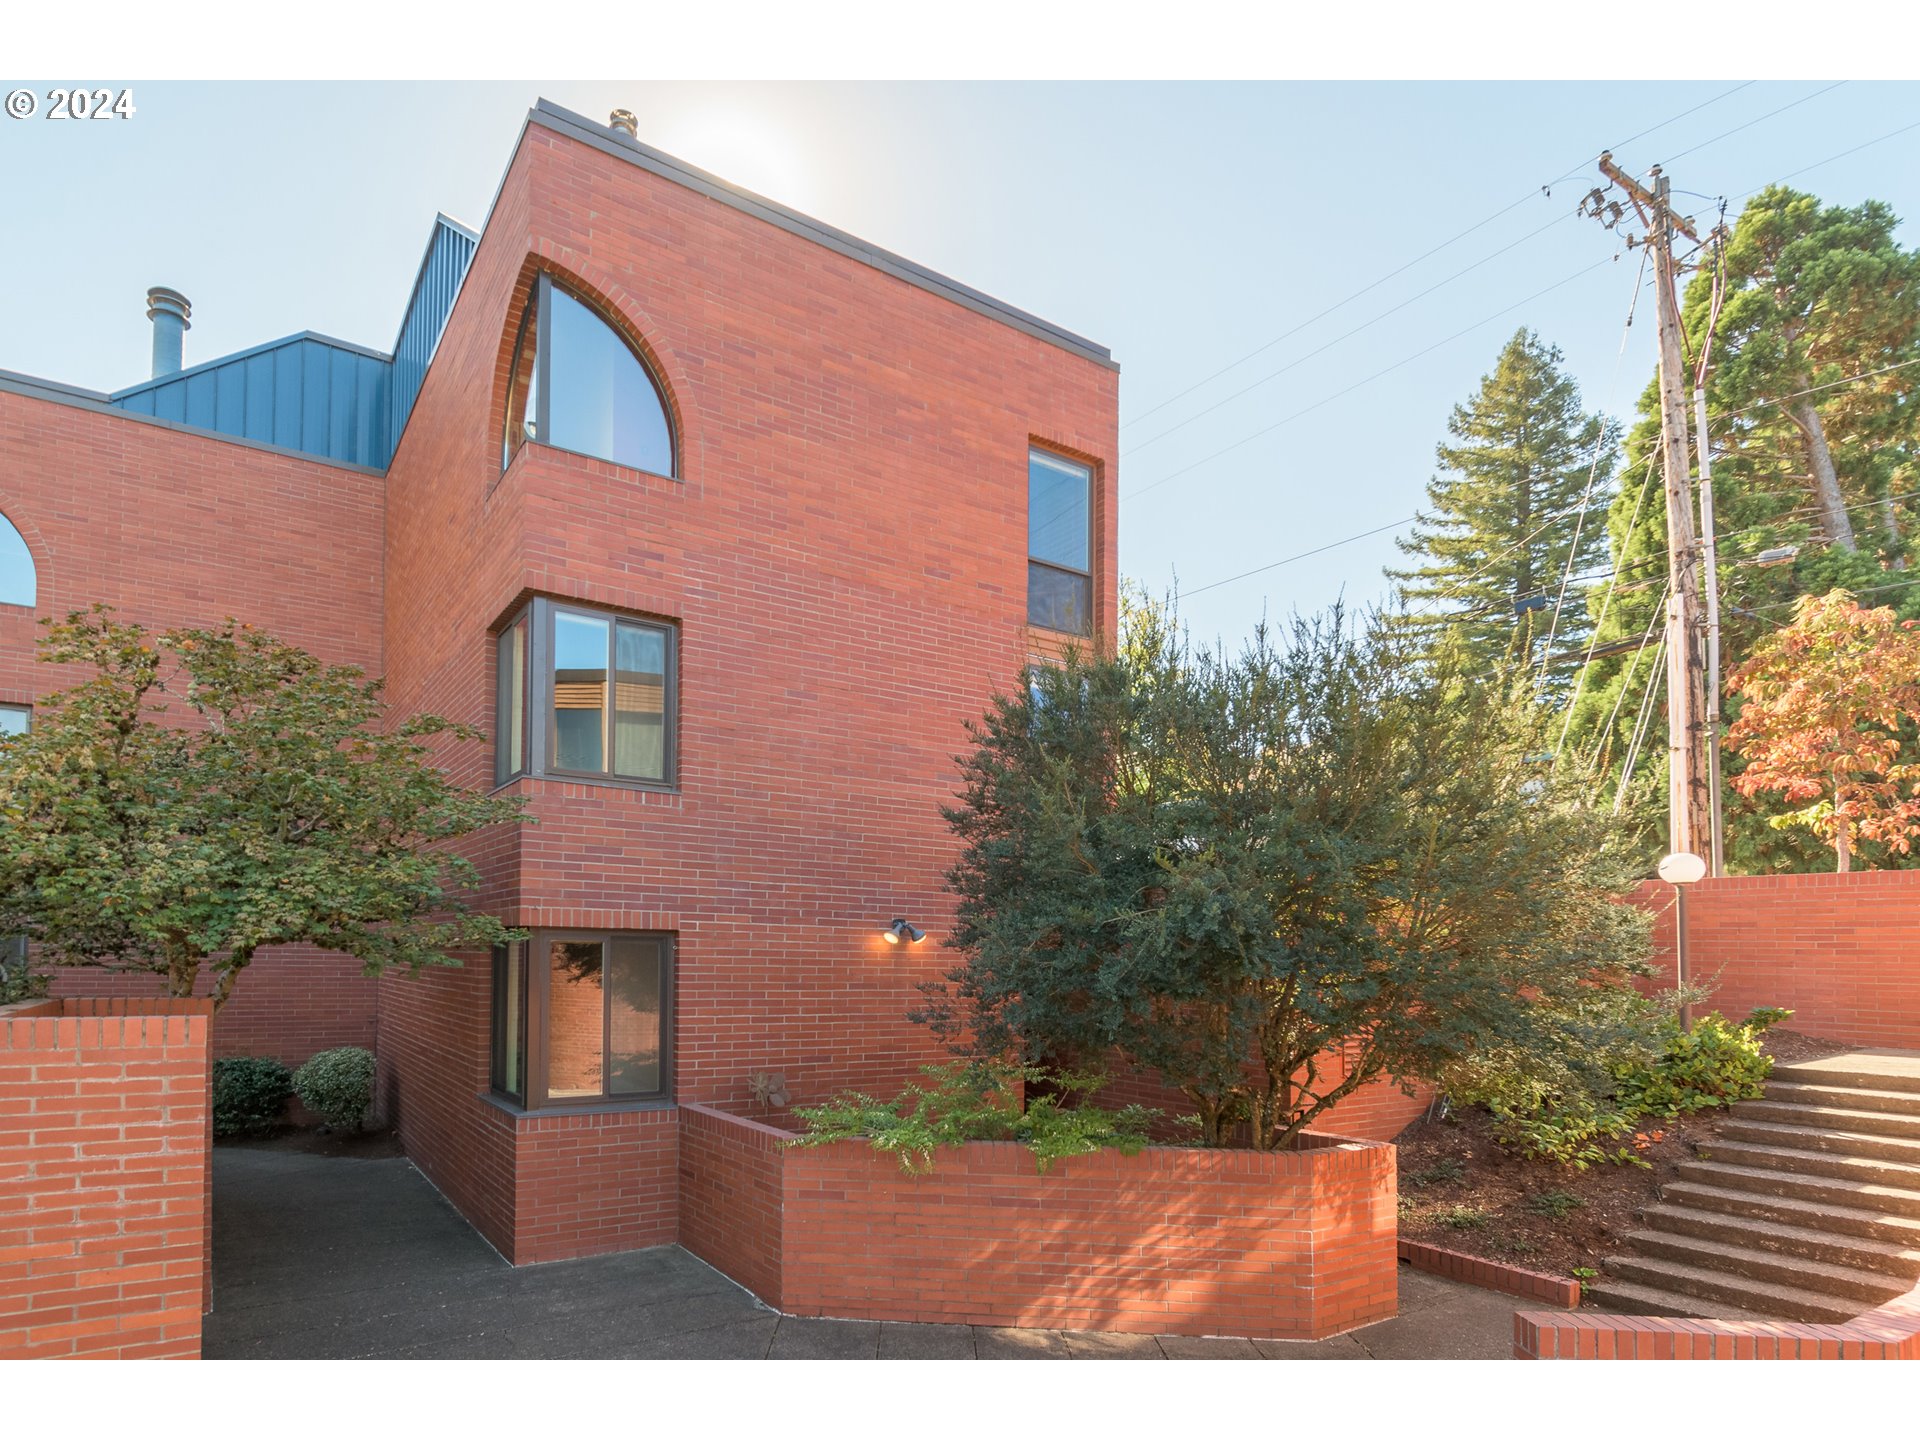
<box><xmin>654</xmin><ymin>107</ymin><xmax>814</xmax><ymax>213</ymax></box>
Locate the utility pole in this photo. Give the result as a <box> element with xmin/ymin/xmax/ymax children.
<box><xmin>1587</xmin><ymin>155</ymin><xmax>1714</xmax><ymax>859</ymax></box>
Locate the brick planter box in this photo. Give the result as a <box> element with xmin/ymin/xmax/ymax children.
<box><xmin>0</xmin><ymin>997</ymin><xmax>212</xmax><ymax>1361</ymax></box>
<box><xmin>678</xmin><ymin>1103</ymin><xmax>1397</xmax><ymax>1340</ymax></box>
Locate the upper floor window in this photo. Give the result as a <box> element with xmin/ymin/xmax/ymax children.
<box><xmin>494</xmin><ymin>596</ymin><xmax>676</xmax><ymax>790</ymax></box>
<box><xmin>503</xmin><ymin>274</ymin><xmax>676</xmax><ymax>479</ymax></box>
<box><xmin>1028</xmin><ymin>448</ymin><xmax>1092</xmax><ymax>634</ymax></box>
<box><xmin>0</xmin><ymin>512</ymin><xmax>34</xmax><ymax>608</ymax></box>
<box><xmin>0</xmin><ymin>705</ymin><xmax>27</xmax><ymax>737</ymax></box>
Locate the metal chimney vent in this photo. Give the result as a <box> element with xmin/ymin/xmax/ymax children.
<box><xmin>145</xmin><ymin>287</ymin><xmax>192</xmax><ymax>378</ymax></box>
<box><xmin>608</xmin><ymin>109</ymin><xmax>638</xmax><ymax>138</ymax></box>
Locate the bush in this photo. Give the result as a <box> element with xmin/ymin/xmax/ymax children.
<box><xmin>293</xmin><ymin>1046</ymin><xmax>375</xmax><ymax>1131</ymax></box>
<box><xmin>1465</xmin><ymin>1005</ymin><xmax>1788</xmax><ymax>1169</ymax></box>
<box><xmin>212</xmin><ymin>1056</ymin><xmax>293</xmax><ymax>1138</ymax></box>
<box><xmin>790</xmin><ymin>1062</ymin><xmax>1157</xmax><ymax>1174</ymax></box>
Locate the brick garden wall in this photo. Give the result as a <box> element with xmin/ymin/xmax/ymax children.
<box><xmin>677</xmin><ymin>1103</ymin><xmax>785</xmax><ymax>1302</ymax></box>
<box><xmin>0</xmin><ymin>997</ymin><xmax>211</xmax><ymax>1360</ymax></box>
<box><xmin>680</xmin><ymin>1107</ymin><xmax>1397</xmax><ymax>1341</ymax></box>
<box><xmin>1636</xmin><ymin>872</ymin><xmax>1920</xmax><ymax>1050</ymax></box>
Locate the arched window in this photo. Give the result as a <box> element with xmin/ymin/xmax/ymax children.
<box><xmin>0</xmin><ymin>511</ymin><xmax>34</xmax><ymax>608</ymax></box>
<box><xmin>503</xmin><ymin>275</ymin><xmax>676</xmax><ymax>479</ymax></box>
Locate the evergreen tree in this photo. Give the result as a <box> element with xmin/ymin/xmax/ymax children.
<box><xmin>1387</xmin><ymin>329</ymin><xmax>1618</xmax><ymax>689</ymax></box>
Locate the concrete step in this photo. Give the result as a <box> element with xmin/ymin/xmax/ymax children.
<box><xmin>1637</xmin><ymin>1202</ymin><xmax>1920</xmax><ymax>1280</ymax></box>
<box><xmin>1586</xmin><ymin>1278</ymin><xmax>1783</xmax><ymax>1323</ymax></box>
<box><xmin>1600</xmin><ymin>1253</ymin><xmax>1868</xmax><ymax>1323</ymax></box>
<box><xmin>1661</xmin><ymin>1180</ymin><xmax>1920</xmax><ymax>1248</ymax></box>
<box><xmin>1736</xmin><ymin>1099</ymin><xmax>1920</xmax><ymax>1142</ymax></box>
<box><xmin>1772</xmin><ymin>1055</ymin><xmax>1920</xmax><ymax>1097</ymax></box>
<box><xmin>1618</xmin><ymin>1228</ymin><xmax>1910</xmax><ymax>1304</ymax></box>
<box><xmin>1761</xmin><ymin>1081</ymin><xmax>1920</xmax><ymax>1118</ymax></box>
<box><xmin>1698</xmin><ymin>1137</ymin><xmax>1920</xmax><ymax>1192</ymax></box>
<box><xmin>1675</xmin><ymin>1158</ymin><xmax>1920</xmax><ymax>1219</ymax></box>
<box><xmin>1718</xmin><ymin>1118</ymin><xmax>1920</xmax><ymax>1167</ymax></box>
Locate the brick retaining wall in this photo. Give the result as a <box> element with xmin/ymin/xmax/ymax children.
<box><xmin>0</xmin><ymin>997</ymin><xmax>212</xmax><ymax>1360</ymax></box>
<box><xmin>678</xmin><ymin>1104</ymin><xmax>1397</xmax><ymax>1340</ymax></box>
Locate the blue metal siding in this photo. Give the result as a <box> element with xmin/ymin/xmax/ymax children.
<box><xmin>102</xmin><ymin>212</ymin><xmax>472</xmax><ymax>469</ymax></box>
<box><xmin>109</xmin><ymin>335</ymin><xmax>391</xmax><ymax>468</ymax></box>
<box><xmin>388</xmin><ymin>216</ymin><xmax>477</xmax><ymax>453</ymax></box>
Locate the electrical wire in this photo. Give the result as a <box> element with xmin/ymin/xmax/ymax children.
<box><xmin>1614</xmin><ymin>633</ymin><xmax>1669</xmax><ymax>814</ymax></box>
<box><xmin>1121</xmin><ymin>83</ymin><xmax>1762</xmax><ymax>432</ymax></box>
<box><xmin>1660</xmin><ymin>83</ymin><xmax>1850</xmax><ymax>167</ymax></box>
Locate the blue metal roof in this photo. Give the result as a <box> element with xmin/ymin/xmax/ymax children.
<box><xmin>104</xmin><ymin>214</ymin><xmax>476</xmax><ymax>470</ymax></box>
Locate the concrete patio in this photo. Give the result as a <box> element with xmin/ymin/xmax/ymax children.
<box><xmin>204</xmin><ymin>1147</ymin><xmax>1521</xmax><ymax>1360</ymax></box>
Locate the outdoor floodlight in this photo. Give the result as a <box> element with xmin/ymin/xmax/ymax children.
<box><xmin>883</xmin><ymin>918</ymin><xmax>926</xmax><ymax>945</ymax></box>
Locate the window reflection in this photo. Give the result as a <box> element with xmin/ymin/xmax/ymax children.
<box><xmin>545</xmin><ymin>285</ymin><xmax>674</xmax><ymax>477</ymax></box>
<box><xmin>552</xmin><ymin>612</ymin><xmax>611</xmax><ymax>772</ymax></box>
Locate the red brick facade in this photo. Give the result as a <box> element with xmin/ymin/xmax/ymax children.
<box><xmin>4</xmin><ymin>104</ymin><xmax>1131</xmax><ymax>1270</ymax></box>
<box><xmin>1635</xmin><ymin>872</ymin><xmax>1920</xmax><ymax>1050</ymax></box>
<box><xmin>678</xmin><ymin>1104</ymin><xmax>1398</xmax><ymax>1340</ymax></box>
<box><xmin>0</xmin><ymin>997</ymin><xmax>211</xmax><ymax>1360</ymax></box>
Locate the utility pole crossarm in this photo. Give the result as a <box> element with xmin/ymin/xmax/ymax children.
<box><xmin>1597</xmin><ymin>152</ymin><xmax>1702</xmax><ymax>245</ymax></box>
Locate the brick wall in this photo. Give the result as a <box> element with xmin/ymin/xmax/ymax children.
<box><xmin>677</xmin><ymin>1103</ymin><xmax>785</xmax><ymax>1302</ymax></box>
<box><xmin>1</xmin><ymin>384</ymin><xmax>386</xmax><ymax>1074</ymax></box>
<box><xmin>1636</xmin><ymin>872</ymin><xmax>1920</xmax><ymax>1049</ymax></box>
<box><xmin>511</xmin><ymin>1107</ymin><xmax>678</xmax><ymax>1264</ymax></box>
<box><xmin>1514</xmin><ymin>1275</ymin><xmax>1920</xmax><ymax>1359</ymax></box>
<box><xmin>0</xmin><ymin>996</ymin><xmax>211</xmax><ymax>1360</ymax></box>
<box><xmin>682</xmin><ymin>1107</ymin><xmax>1397</xmax><ymax>1341</ymax></box>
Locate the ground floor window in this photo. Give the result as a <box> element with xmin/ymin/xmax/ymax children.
<box><xmin>490</xmin><ymin>931</ymin><xmax>673</xmax><ymax>1108</ymax></box>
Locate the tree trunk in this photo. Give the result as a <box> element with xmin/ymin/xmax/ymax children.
<box><xmin>1836</xmin><ymin>812</ymin><xmax>1852</xmax><ymax>874</ymax></box>
<box><xmin>1883</xmin><ymin>492</ymin><xmax>1907</xmax><ymax>568</ymax></box>
<box><xmin>1789</xmin><ymin>396</ymin><xmax>1856</xmax><ymax>552</ymax></box>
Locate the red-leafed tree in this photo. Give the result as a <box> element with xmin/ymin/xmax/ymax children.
<box><xmin>1725</xmin><ymin>590</ymin><xmax>1920</xmax><ymax>871</ymax></box>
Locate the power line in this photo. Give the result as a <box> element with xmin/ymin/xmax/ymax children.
<box><xmin>1124</xmin><ymin>256</ymin><xmax>1620</xmax><ymax>504</ymax></box>
<box><xmin>1175</xmin><ymin>359</ymin><xmax>1920</xmax><ymax>603</ymax></box>
<box><xmin>1124</xmin><ymin>212</ymin><xmax>1577</xmax><ymax>458</ymax></box>
<box><xmin>1660</xmin><ymin>82</ymin><xmax>1850</xmax><ymax>167</ymax></box>
<box><xmin>1122</xmin><ymin>82</ymin><xmax>1761</xmax><ymax>432</ymax></box>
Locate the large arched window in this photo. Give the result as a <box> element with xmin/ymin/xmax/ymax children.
<box><xmin>0</xmin><ymin>511</ymin><xmax>34</xmax><ymax>608</ymax></box>
<box><xmin>503</xmin><ymin>275</ymin><xmax>676</xmax><ymax>479</ymax></box>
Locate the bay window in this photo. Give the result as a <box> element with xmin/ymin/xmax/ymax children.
<box><xmin>491</xmin><ymin>931</ymin><xmax>673</xmax><ymax>1108</ymax></box>
<box><xmin>492</xmin><ymin>597</ymin><xmax>676</xmax><ymax>790</ymax></box>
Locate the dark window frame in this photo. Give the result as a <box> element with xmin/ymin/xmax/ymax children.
<box><xmin>499</xmin><ymin>272</ymin><xmax>678</xmax><ymax>482</ymax></box>
<box><xmin>490</xmin><ymin>929</ymin><xmax>675</xmax><ymax>1111</ymax></box>
<box><xmin>490</xmin><ymin>596</ymin><xmax>679</xmax><ymax>794</ymax></box>
<box><xmin>1027</xmin><ymin>444</ymin><xmax>1096</xmax><ymax>636</ymax></box>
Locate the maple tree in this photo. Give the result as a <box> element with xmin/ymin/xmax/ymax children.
<box><xmin>1725</xmin><ymin>590</ymin><xmax>1920</xmax><ymax>872</ymax></box>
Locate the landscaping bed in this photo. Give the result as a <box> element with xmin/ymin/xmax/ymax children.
<box><xmin>220</xmin><ymin>1125</ymin><xmax>405</xmax><ymax>1159</ymax></box>
<box><xmin>1395</xmin><ymin>1028</ymin><xmax>1846</xmax><ymax>1286</ymax></box>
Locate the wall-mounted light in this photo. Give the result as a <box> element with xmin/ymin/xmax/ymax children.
<box><xmin>883</xmin><ymin>918</ymin><xmax>926</xmax><ymax>945</ymax></box>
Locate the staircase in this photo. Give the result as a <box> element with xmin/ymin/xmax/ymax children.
<box><xmin>1590</xmin><ymin>1050</ymin><xmax>1920</xmax><ymax>1323</ymax></box>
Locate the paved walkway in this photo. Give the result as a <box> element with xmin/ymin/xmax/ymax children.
<box><xmin>204</xmin><ymin>1148</ymin><xmax>1520</xmax><ymax>1360</ymax></box>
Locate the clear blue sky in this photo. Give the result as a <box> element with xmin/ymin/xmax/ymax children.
<box><xmin>5</xmin><ymin>80</ymin><xmax>1918</xmax><ymax>645</ymax></box>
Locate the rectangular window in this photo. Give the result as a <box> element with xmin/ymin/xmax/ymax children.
<box><xmin>0</xmin><ymin>704</ymin><xmax>28</xmax><ymax>737</ymax></box>
<box><xmin>1028</xmin><ymin>447</ymin><xmax>1093</xmax><ymax>634</ymax></box>
<box><xmin>492</xmin><ymin>599</ymin><xmax>676</xmax><ymax>789</ymax></box>
<box><xmin>490</xmin><ymin>930</ymin><xmax>673</xmax><ymax>1108</ymax></box>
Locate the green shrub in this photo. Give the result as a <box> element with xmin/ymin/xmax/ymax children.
<box><xmin>212</xmin><ymin>1056</ymin><xmax>293</xmax><ymax>1138</ymax></box>
<box><xmin>790</xmin><ymin>1062</ymin><xmax>1157</xmax><ymax>1174</ymax></box>
<box><xmin>292</xmin><ymin>1046</ymin><xmax>375</xmax><ymax>1131</ymax></box>
<box><xmin>1611</xmin><ymin>1009</ymin><xmax>1781</xmax><ymax>1118</ymax></box>
<box><xmin>1435</xmin><ymin>1205</ymin><xmax>1489</xmax><ymax>1231</ymax></box>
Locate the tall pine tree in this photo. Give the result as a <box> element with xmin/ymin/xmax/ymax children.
<box><xmin>1388</xmin><ymin>329</ymin><xmax>1618</xmax><ymax>688</ymax></box>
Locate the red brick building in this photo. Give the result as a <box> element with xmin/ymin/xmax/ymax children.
<box><xmin>0</xmin><ymin>101</ymin><xmax>1120</xmax><ymax>1263</ymax></box>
